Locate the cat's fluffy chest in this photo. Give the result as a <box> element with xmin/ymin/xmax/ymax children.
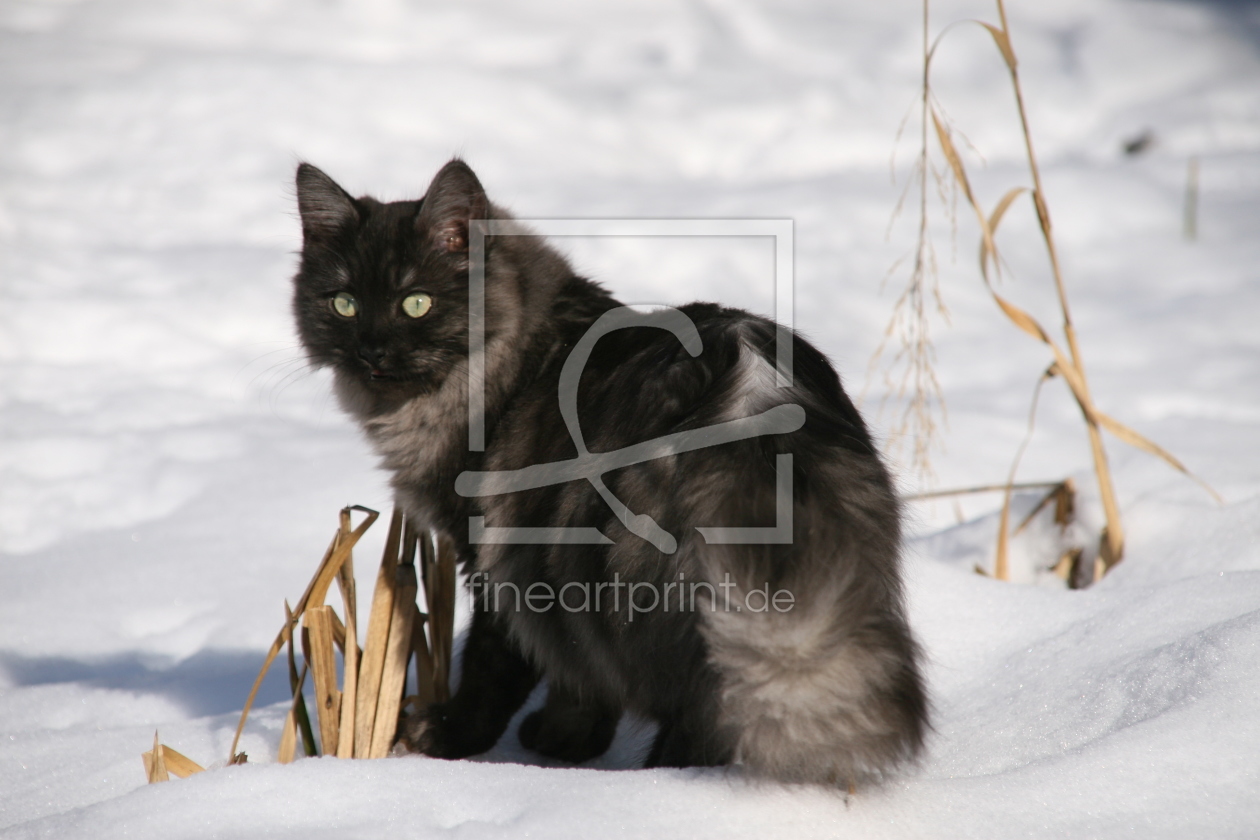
<box><xmin>345</xmin><ymin>361</ymin><xmax>473</xmax><ymax>534</ymax></box>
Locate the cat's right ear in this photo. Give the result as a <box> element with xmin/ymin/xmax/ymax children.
<box><xmin>418</xmin><ymin>158</ymin><xmax>488</xmax><ymax>255</ymax></box>
<box><xmin>296</xmin><ymin>163</ymin><xmax>359</xmax><ymax>240</ymax></box>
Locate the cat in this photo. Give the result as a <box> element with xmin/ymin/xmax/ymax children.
<box><xmin>291</xmin><ymin>158</ymin><xmax>928</xmax><ymax>786</ymax></box>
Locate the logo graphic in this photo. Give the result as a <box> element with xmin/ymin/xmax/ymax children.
<box><xmin>458</xmin><ymin>220</ymin><xmax>796</xmax><ymax>553</ymax></box>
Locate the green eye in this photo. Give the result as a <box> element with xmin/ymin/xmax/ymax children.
<box><xmin>402</xmin><ymin>293</ymin><xmax>433</xmax><ymax>318</ymax></box>
<box><xmin>332</xmin><ymin>292</ymin><xmax>358</xmax><ymax>318</ymax></box>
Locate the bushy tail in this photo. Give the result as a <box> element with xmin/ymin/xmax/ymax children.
<box><xmin>690</xmin><ymin>323</ymin><xmax>928</xmax><ymax>786</ymax></box>
<box><xmin>700</xmin><ymin>574</ymin><xmax>928</xmax><ymax>785</ymax></box>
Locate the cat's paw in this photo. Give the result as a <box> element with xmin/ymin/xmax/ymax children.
<box><xmin>396</xmin><ymin>703</ymin><xmax>496</xmax><ymax>759</ymax></box>
<box><xmin>517</xmin><ymin>704</ymin><xmax>619</xmax><ymax>764</ymax></box>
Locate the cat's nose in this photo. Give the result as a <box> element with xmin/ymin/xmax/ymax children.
<box><xmin>357</xmin><ymin>345</ymin><xmax>388</xmax><ymax>367</ymax></box>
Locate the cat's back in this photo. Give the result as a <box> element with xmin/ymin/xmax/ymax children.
<box><xmin>552</xmin><ymin>299</ymin><xmax>879</xmax><ymax>465</ymax></box>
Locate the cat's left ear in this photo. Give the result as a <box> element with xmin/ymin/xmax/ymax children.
<box><xmin>419</xmin><ymin>158</ymin><xmax>489</xmax><ymax>254</ymax></box>
<box><xmin>296</xmin><ymin>163</ymin><xmax>359</xmax><ymax>241</ymax></box>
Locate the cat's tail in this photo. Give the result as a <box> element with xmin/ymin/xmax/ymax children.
<box><xmin>691</xmin><ymin>329</ymin><xmax>928</xmax><ymax>787</ymax></box>
<box><xmin>698</xmin><ymin>561</ymin><xmax>928</xmax><ymax>786</ymax></box>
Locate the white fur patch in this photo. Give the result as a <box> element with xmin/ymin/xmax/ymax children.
<box><xmin>722</xmin><ymin>339</ymin><xmax>780</xmax><ymax>421</ymax></box>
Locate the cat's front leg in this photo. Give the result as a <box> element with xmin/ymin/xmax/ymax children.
<box><xmin>397</xmin><ymin>600</ymin><xmax>539</xmax><ymax>759</ymax></box>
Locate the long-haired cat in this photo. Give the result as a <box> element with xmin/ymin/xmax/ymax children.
<box><xmin>291</xmin><ymin>158</ymin><xmax>927</xmax><ymax>786</ymax></box>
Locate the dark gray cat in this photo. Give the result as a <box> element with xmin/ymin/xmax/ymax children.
<box><xmin>292</xmin><ymin>158</ymin><xmax>927</xmax><ymax>786</ymax></box>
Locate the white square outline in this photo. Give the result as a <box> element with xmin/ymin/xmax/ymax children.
<box><xmin>467</xmin><ymin>218</ymin><xmax>794</xmax><ymax>452</ymax></box>
<box><xmin>464</xmin><ymin>219</ymin><xmax>795</xmax><ymax>548</ymax></box>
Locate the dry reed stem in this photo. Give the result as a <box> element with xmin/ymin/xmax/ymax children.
<box><xmin>370</xmin><ymin>524</ymin><xmax>419</xmax><ymax>758</ymax></box>
<box><xmin>299</xmin><ymin>631</ymin><xmax>318</xmax><ymax>755</ymax></box>
<box><xmin>284</xmin><ymin>600</ymin><xmax>317</xmax><ymax>758</ymax></box>
<box><xmin>904</xmin><ymin>480</ymin><xmax>1061</xmax><ymax>501</ymax></box>
<box><xmin>918</xmin><ymin>0</ymin><xmax>1220</xmax><ymax>579</ymax></box>
<box><xmin>431</xmin><ymin>534</ymin><xmax>458</xmax><ymax>700</ymax></box>
<box><xmin>297</xmin><ymin>617</ymin><xmax>312</xmax><ymax>740</ymax></box>
<box><xmin>353</xmin><ymin>508</ymin><xmax>402</xmax><ymax>758</ymax></box>
<box><xmin>228</xmin><ymin>503</ymin><xmax>455</xmax><ymax>767</ymax></box>
<box><xmin>1013</xmin><ymin>477</ymin><xmax>1075</xmax><ymax>538</ymax></box>
<box><xmin>277</xmin><ymin>613</ymin><xmax>299</xmax><ymax>765</ymax></box>
<box><xmin>1052</xmin><ymin>546</ymin><xmax>1086</xmax><ymax>586</ymax></box>
<box><xmin>285</xmin><ymin>662</ymin><xmax>311</xmax><ymax>760</ymax></box>
<box><xmin>277</xmin><ymin>709</ymin><xmax>297</xmax><ymax>764</ymax></box>
<box><xmin>991</xmin><ymin>0</ymin><xmax>1125</xmax><ymax>570</ymax></box>
<box><xmin>142</xmin><ymin>740</ymin><xmax>205</xmax><ymax>782</ymax></box>
<box><xmin>870</xmin><ymin>0</ymin><xmax>949</xmax><ymax>481</ymax></box>
<box><xmin>411</xmin><ymin>604</ymin><xmax>436</xmax><ymax>708</ymax></box>
<box><xmin>144</xmin><ymin>731</ymin><xmax>169</xmax><ymax>783</ymax></box>
<box><xmin>304</xmin><ymin>605</ymin><xmax>341</xmax><ymax>756</ymax></box>
<box><xmin>328</xmin><ymin>610</ymin><xmax>348</xmax><ymax>654</ymax></box>
<box><xmin>975</xmin><ymin>4</ymin><xmax>1127</xmax><ymax>571</ymax></box>
<box><xmin>228</xmin><ymin>507</ymin><xmax>378</xmax><ymax>761</ymax></box>
<box><xmin>909</xmin><ymin>478</ymin><xmax>1077</xmax><ymax>582</ymax></box>
<box><xmin>994</xmin><ymin>369</ymin><xmax>1053</xmax><ymax>580</ymax></box>
<box><xmin>335</xmin><ymin>515</ymin><xmax>359</xmax><ymax>759</ymax></box>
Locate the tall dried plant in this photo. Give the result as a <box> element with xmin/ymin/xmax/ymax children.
<box><xmin>871</xmin><ymin>0</ymin><xmax>950</xmax><ymax>483</ymax></box>
<box><xmin>879</xmin><ymin>0</ymin><xmax>1219</xmax><ymax>580</ymax></box>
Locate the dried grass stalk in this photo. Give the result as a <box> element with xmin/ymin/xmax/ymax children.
<box><xmin>1013</xmin><ymin>477</ymin><xmax>1075</xmax><ymax>538</ymax></box>
<box><xmin>427</xmin><ymin>534</ymin><xmax>458</xmax><ymax>701</ymax></box>
<box><xmin>335</xmin><ymin>515</ymin><xmax>359</xmax><ymax>759</ymax></box>
<box><xmin>304</xmin><ymin>605</ymin><xmax>341</xmax><ymax>756</ymax></box>
<box><xmin>143</xmin><ymin>733</ymin><xmax>207</xmax><ymax>783</ymax></box>
<box><xmin>284</xmin><ymin>601</ymin><xmax>317</xmax><ymax>758</ymax></box>
<box><xmin>286</xmin><ymin>662</ymin><xmax>312</xmax><ymax>759</ymax></box>
<box><xmin>904</xmin><ymin>481</ymin><xmax>1061</xmax><ymax>501</ymax></box>
<box><xmin>871</xmin><ymin>0</ymin><xmax>950</xmax><ymax>481</ymax></box>
<box><xmin>353</xmin><ymin>508</ymin><xmax>403</xmax><ymax>758</ymax></box>
<box><xmin>910</xmin><ymin>0</ymin><xmax>1220</xmax><ymax>581</ymax></box>
<box><xmin>328</xmin><ymin>609</ymin><xmax>347</xmax><ymax>654</ymax></box>
<box><xmin>411</xmin><ymin>604</ymin><xmax>436</xmax><ymax>708</ymax></box>
<box><xmin>159</xmin><ymin>747</ymin><xmax>205</xmax><ymax>778</ymax></box>
<box><xmin>370</xmin><ymin>523</ymin><xmax>420</xmax><ymax>758</ymax></box>
<box><xmin>228</xmin><ymin>507</ymin><xmax>378</xmax><ymax>760</ymax></box>
<box><xmin>226</xmin><ymin>503</ymin><xmax>457</xmax><ymax>766</ymax></box>
<box><xmin>144</xmin><ymin>731</ymin><xmax>169</xmax><ymax>783</ymax></box>
<box><xmin>993</xmin><ymin>369</ymin><xmax>1053</xmax><ymax>580</ymax></box>
<box><xmin>1052</xmin><ymin>546</ymin><xmax>1086</xmax><ymax>586</ymax></box>
<box><xmin>277</xmin><ymin>709</ymin><xmax>298</xmax><ymax>764</ymax></box>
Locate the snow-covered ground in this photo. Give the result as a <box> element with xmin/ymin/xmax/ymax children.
<box><xmin>2</xmin><ymin>0</ymin><xmax>1259</xmax><ymax>836</ymax></box>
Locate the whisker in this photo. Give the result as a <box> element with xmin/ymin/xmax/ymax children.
<box><xmin>248</xmin><ymin>357</ymin><xmax>309</xmax><ymax>392</ymax></box>
<box><xmin>266</xmin><ymin>366</ymin><xmax>323</xmax><ymax>414</ymax></box>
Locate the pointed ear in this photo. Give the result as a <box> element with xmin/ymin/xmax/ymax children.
<box><xmin>418</xmin><ymin>158</ymin><xmax>489</xmax><ymax>253</ymax></box>
<box><xmin>296</xmin><ymin>163</ymin><xmax>358</xmax><ymax>240</ymax></box>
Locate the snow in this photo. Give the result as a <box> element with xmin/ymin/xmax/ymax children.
<box><xmin>2</xmin><ymin>0</ymin><xmax>1259</xmax><ymax>836</ymax></box>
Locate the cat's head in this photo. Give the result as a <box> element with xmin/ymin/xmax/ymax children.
<box><xmin>292</xmin><ymin>159</ymin><xmax>493</xmax><ymax>411</ymax></box>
